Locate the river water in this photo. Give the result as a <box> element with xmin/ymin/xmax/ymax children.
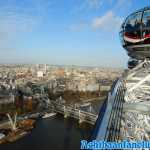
<box><xmin>0</xmin><ymin>100</ymin><xmax>103</xmax><ymax>150</ymax></box>
<box><xmin>0</xmin><ymin>114</ymin><xmax>93</xmax><ymax>150</ymax></box>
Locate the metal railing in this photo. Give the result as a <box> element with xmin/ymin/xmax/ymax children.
<box><xmin>91</xmin><ymin>78</ymin><xmax>126</xmax><ymax>141</ymax></box>
<box><xmin>50</xmin><ymin>101</ymin><xmax>98</xmax><ymax>125</ymax></box>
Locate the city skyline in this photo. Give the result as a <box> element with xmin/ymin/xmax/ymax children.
<box><xmin>0</xmin><ymin>0</ymin><xmax>149</xmax><ymax>68</ymax></box>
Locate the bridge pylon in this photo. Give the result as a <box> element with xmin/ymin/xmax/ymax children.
<box><xmin>78</xmin><ymin>110</ymin><xmax>83</xmax><ymax>124</ymax></box>
<box><xmin>64</xmin><ymin>105</ymin><xmax>68</xmax><ymax>118</ymax></box>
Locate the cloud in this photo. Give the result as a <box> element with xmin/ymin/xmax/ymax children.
<box><xmin>92</xmin><ymin>11</ymin><xmax>122</xmax><ymax>31</ymax></box>
<box><xmin>69</xmin><ymin>0</ymin><xmax>132</xmax><ymax>32</ymax></box>
<box><xmin>0</xmin><ymin>12</ymin><xmax>37</xmax><ymax>50</ymax></box>
<box><xmin>69</xmin><ymin>10</ymin><xmax>122</xmax><ymax>32</ymax></box>
<box><xmin>114</xmin><ymin>0</ymin><xmax>133</xmax><ymax>11</ymax></box>
<box><xmin>86</xmin><ymin>0</ymin><xmax>103</xmax><ymax>9</ymax></box>
<box><xmin>72</xmin><ymin>0</ymin><xmax>103</xmax><ymax>14</ymax></box>
<box><xmin>116</xmin><ymin>0</ymin><xmax>133</xmax><ymax>7</ymax></box>
<box><xmin>0</xmin><ymin>0</ymin><xmax>52</xmax><ymax>50</ymax></box>
<box><xmin>69</xmin><ymin>22</ymin><xmax>88</xmax><ymax>31</ymax></box>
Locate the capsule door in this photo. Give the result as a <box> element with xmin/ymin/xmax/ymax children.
<box><xmin>123</xmin><ymin>12</ymin><xmax>143</xmax><ymax>46</ymax></box>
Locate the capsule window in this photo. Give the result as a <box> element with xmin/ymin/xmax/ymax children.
<box><xmin>124</xmin><ymin>12</ymin><xmax>142</xmax><ymax>32</ymax></box>
<box><xmin>142</xmin><ymin>10</ymin><xmax>150</xmax><ymax>41</ymax></box>
<box><xmin>142</xmin><ymin>10</ymin><xmax>150</xmax><ymax>27</ymax></box>
<box><xmin>124</xmin><ymin>12</ymin><xmax>142</xmax><ymax>45</ymax></box>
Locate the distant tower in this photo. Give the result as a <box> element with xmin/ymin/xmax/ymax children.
<box><xmin>36</xmin><ymin>64</ymin><xmax>39</xmax><ymax>70</ymax></box>
<box><xmin>44</xmin><ymin>64</ymin><xmax>47</xmax><ymax>74</ymax></box>
<box><xmin>10</xmin><ymin>93</ymin><xmax>15</xmax><ymax>103</ymax></box>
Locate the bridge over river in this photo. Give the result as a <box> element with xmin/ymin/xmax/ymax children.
<box><xmin>50</xmin><ymin>101</ymin><xmax>98</xmax><ymax>125</ymax></box>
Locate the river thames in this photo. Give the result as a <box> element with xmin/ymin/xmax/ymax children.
<box><xmin>0</xmin><ymin>100</ymin><xmax>103</xmax><ymax>150</ymax></box>
<box><xmin>0</xmin><ymin>114</ymin><xmax>93</xmax><ymax>150</ymax></box>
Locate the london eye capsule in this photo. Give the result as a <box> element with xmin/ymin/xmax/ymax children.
<box><xmin>120</xmin><ymin>7</ymin><xmax>150</xmax><ymax>60</ymax></box>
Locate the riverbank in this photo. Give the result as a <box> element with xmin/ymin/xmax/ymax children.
<box><xmin>0</xmin><ymin>119</ymin><xmax>35</xmax><ymax>144</ymax></box>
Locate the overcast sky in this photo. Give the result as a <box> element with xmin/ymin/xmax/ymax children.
<box><xmin>0</xmin><ymin>0</ymin><xmax>149</xmax><ymax>68</ymax></box>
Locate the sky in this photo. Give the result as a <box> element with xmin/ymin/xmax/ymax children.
<box><xmin>0</xmin><ymin>0</ymin><xmax>149</xmax><ymax>68</ymax></box>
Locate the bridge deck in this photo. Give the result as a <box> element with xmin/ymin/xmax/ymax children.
<box><xmin>50</xmin><ymin>101</ymin><xmax>98</xmax><ymax>125</ymax></box>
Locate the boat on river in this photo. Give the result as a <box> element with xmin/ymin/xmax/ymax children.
<box><xmin>42</xmin><ymin>113</ymin><xmax>56</xmax><ymax>119</ymax></box>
